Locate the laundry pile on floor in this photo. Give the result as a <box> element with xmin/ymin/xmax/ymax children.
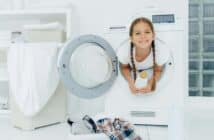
<box><xmin>68</xmin><ymin>115</ymin><xmax>142</xmax><ymax>140</ymax></box>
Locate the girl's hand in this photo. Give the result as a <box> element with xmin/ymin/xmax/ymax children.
<box><xmin>139</xmin><ymin>80</ymin><xmax>153</xmax><ymax>94</ymax></box>
<box><xmin>128</xmin><ymin>80</ymin><xmax>139</xmax><ymax>94</ymax></box>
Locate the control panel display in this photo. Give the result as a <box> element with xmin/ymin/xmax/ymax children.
<box><xmin>152</xmin><ymin>14</ymin><xmax>175</xmax><ymax>23</ymax></box>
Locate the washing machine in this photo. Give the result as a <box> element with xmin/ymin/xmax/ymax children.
<box><xmin>57</xmin><ymin>0</ymin><xmax>188</xmax><ymax>139</ymax></box>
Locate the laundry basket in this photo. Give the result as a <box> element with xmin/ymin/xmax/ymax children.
<box><xmin>10</xmin><ymin>82</ymin><xmax>67</xmax><ymax>130</ymax></box>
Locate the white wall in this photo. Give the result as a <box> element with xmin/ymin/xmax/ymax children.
<box><xmin>184</xmin><ymin>106</ymin><xmax>214</xmax><ymax>140</ymax></box>
<box><xmin>0</xmin><ymin>0</ymin><xmax>71</xmax><ymax>10</ymax></box>
<box><xmin>0</xmin><ymin>0</ymin><xmax>12</xmax><ymax>9</ymax></box>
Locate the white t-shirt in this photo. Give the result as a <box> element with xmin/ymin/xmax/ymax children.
<box><xmin>117</xmin><ymin>40</ymin><xmax>170</xmax><ymax>70</ymax></box>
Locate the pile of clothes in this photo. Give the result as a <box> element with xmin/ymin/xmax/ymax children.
<box><xmin>68</xmin><ymin>115</ymin><xmax>142</xmax><ymax>140</ymax></box>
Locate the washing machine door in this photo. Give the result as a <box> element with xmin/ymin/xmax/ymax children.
<box><xmin>57</xmin><ymin>35</ymin><xmax>118</xmax><ymax>99</ymax></box>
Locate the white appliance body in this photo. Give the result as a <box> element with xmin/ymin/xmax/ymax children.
<box><xmin>68</xmin><ymin>0</ymin><xmax>188</xmax><ymax>125</ymax></box>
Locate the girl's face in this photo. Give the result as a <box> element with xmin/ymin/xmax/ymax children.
<box><xmin>130</xmin><ymin>21</ymin><xmax>155</xmax><ymax>49</ymax></box>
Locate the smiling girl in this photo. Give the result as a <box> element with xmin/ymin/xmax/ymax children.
<box><xmin>117</xmin><ymin>17</ymin><xmax>170</xmax><ymax>94</ymax></box>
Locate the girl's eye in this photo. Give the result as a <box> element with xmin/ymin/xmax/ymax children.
<box><xmin>135</xmin><ymin>32</ymin><xmax>140</xmax><ymax>35</ymax></box>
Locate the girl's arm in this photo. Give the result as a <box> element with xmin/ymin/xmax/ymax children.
<box><xmin>152</xmin><ymin>65</ymin><xmax>163</xmax><ymax>81</ymax></box>
<box><xmin>140</xmin><ymin>65</ymin><xmax>163</xmax><ymax>93</ymax></box>
<box><xmin>120</xmin><ymin>63</ymin><xmax>139</xmax><ymax>93</ymax></box>
<box><xmin>120</xmin><ymin>63</ymin><xmax>133</xmax><ymax>83</ymax></box>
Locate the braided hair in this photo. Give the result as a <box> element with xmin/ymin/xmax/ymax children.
<box><xmin>151</xmin><ymin>41</ymin><xmax>157</xmax><ymax>91</ymax></box>
<box><xmin>129</xmin><ymin>17</ymin><xmax>157</xmax><ymax>91</ymax></box>
<box><xmin>130</xmin><ymin>42</ymin><xmax>137</xmax><ymax>80</ymax></box>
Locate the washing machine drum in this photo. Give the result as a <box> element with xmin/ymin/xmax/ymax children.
<box><xmin>58</xmin><ymin>35</ymin><xmax>118</xmax><ymax>99</ymax></box>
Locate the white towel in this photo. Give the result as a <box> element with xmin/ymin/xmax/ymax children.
<box><xmin>7</xmin><ymin>43</ymin><xmax>59</xmax><ymax>116</ymax></box>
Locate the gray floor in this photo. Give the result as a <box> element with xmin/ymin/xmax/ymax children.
<box><xmin>0</xmin><ymin>113</ymin><xmax>70</xmax><ymax>140</ymax></box>
<box><xmin>0</xmin><ymin>112</ymin><xmax>168</xmax><ymax>140</ymax></box>
<box><xmin>2</xmin><ymin>109</ymin><xmax>214</xmax><ymax>140</ymax></box>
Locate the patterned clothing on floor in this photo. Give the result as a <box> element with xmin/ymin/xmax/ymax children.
<box><xmin>96</xmin><ymin>117</ymin><xmax>142</xmax><ymax>140</ymax></box>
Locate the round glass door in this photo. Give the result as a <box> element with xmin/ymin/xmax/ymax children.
<box><xmin>70</xmin><ymin>43</ymin><xmax>112</xmax><ymax>88</ymax></box>
<box><xmin>58</xmin><ymin>35</ymin><xmax>118</xmax><ymax>99</ymax></box>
